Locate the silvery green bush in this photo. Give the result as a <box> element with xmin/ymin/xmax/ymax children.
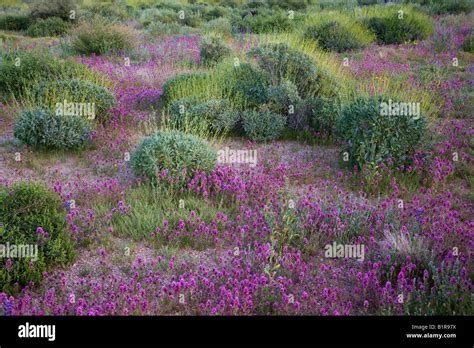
<box><xmin>199</xmin><ymin>35</ymin><xmax>232</xmax><ymax>66</ymax></box>
<box><xmin>34</xmin><ymin>79</ymin><xmax>116</xmax><ymax>122</ymax></box>
<box><xmin>242</xmin><ymin>110</ymin><xmax>286</xmax><ymax>142</ymax></box>
<box><xmin>129</xmin><ymin>130</ymin><xmax>217</xmax><ymax>185</ymax></box>
<box><xmin>336</xmin><ymin>95</ymin><xmax>427</xmax><ymax>168</ymax></box>
<box><xmin>14</xmin><ymin>108</ymin><xmax>91</xmax><ymax>150</ymax></box>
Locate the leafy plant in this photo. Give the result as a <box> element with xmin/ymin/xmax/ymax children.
<box><xmin>161</xmin><ymin>72</ymin><xmax>210</xmax><ymax>107</ymax></box>
<box><xmin>168</xmin><ymin>98</ymin><xmax>239</xmax><ymax>134</ymax></box>
<box><xmin>231</xmin><ymin>8</ymin><xmax>296</xmax><ymax>34</ymax></box>
<box><xmin>0</xmin><ymin>182</ymin><xmax>75</xmax><ymax>294</ymax></box>
<box><xmin>336</xmin><ymin>95</ymin><xmax>427</xmax><ymax>168</ymax></box>
<box><xmin>203</xmin><ymin>18</ymin><xmax>233</xmax><ymax>37</ymax></box>
<box><xmin>248</xmin><ymin>43</ymin><xmax>319</xmax><ymax>98</ymax></box>
<box><xmin>199</xmin><ymin>35</ymin><xmax>232</xmax><ymax>66</ymax></box>
<box><xmin>242</xmin><ymin>110</ymin><xmax>286</xmax><ymax>142</ymax></box>
<box><xmin>71</xmin><ymin>20</ymin><xmax>139</xmax><ymax>56</ymax></box>
<box><xmin>26</xmin><ymin>16</ymin><xmax>70</xmax><ymax>37</ymax></box>
<box><xmin>222</xmin><ymin>63</ymin><xmax>271</xmax><ymax>109</ymax></box>
<box><xmin>14</xmin><ymin>107</ymin><xmax>91</xmax><ymax>150</ymax></box>
<box><xmin>33</xmin><ymin>79</ymin><xmax>116</xmax><ymax>122</ymax></box>
<box><xmin>264</xmin><ymin>80</ymin><xmax>301</xmax><ymax>116</ymax></box>
<box><xmin>0</xmin><ymin>14</ymin><xmax>31</xmax><ymax>31</ymax></box>
<box><xmin>360</xmin><ymin>5</ymin><xmax>434</xmax><ymax>44</ymax></box>
<box><xmin>30</xmin><ymin>0</ymin><xmax>77</xmax><ymax>21</ymax></box>
<box><xmin>303</xmin><ymin>11</ymin><xmax>374</xmax><ymax>52</ymax></box>
<box><xmin>129</xmin><ymin>130</ymin><xmax>217</xmax><ymax>186</ymax></box>
<box><xmin>0</xmin><ymin>49</ymin><xmax>106</xmax><ymax>101</ymax></box>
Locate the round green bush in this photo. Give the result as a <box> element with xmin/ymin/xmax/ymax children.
<box><xmin>14</xmin><ymin>108</ymin><xmax>91</xmax><ymax>150</ymax></box>
<box><xmin>26</xmin><ymin>17</ymin><xmax>70</xmax><ymax>37</ymax></box>
<box><xmin>361</xmin><ymin>8</ymin><xmax>434</xmax><ymax>45</ymax></box>
<box><xmin>242</xmin><ymin>110</ymin><xmax>286</xmax><ymax>142</ymax></box>
<box><xmin>0</xmin><ymin>49</ymin><xmax>95</xmax><ymax>100</ymax></box>
<box><xmin>34</xmin><ymin>79</ymin><xmax>116</xmax><ymax>122</ymax></box>
<box><xmin>129</xmin><ymin>130</ymin><xmax>217</xmax><ymax>184</ymax></box>
<box><xmin>0</xmin><ymin>15</ymin><xmax>31</xmax><ymax>31</ymax></box>
<box><xmin>223</xmin><ymin>63</ymin><xmax>270</xmax><ymax>108</ymax></box>
<box><xmin>200</xmin><ymin>36</ymin><xmax>232</xmax><ymax>66</ymax></box>
<box><xmin>0</xmin><ymin>182</ymin><xmax>74</xmax><ymax>294</ymax></box>
<box><xmin>30</xmin><ymin>0</ymin><xmax>77</xmax><ymax>21</ymax></box>
<box><xmin>265</xmin><ymin>80</ymin><xmax>302</xmax><ymax>116</ymax></box>
<box><xmin>304</xmin><ymin>21</ymin><xmax>366</xmax><ymax>52</ymax></box>
<box><xmin>71</xmin><ymin>20</ymin><xmax>138</xmax><ymax>56</ymax></box>
<box><xmin>336</xmin><ymin>96</ymin><xmax>427</xmax><ymax>168</ymax></box>
<box><xmin>248</xmin><ymin>43</ymin><xmax>319</xmax><ymax>98</ymax></box>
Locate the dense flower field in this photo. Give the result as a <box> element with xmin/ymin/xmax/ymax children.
<box><xmin>0</xmin><ymin>0</ymin><xmax>472</xmax><ymax>317</ymax></box>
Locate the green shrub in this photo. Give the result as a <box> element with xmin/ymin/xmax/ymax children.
<box><xmin>0</xmin><ymin>182</ymin><xmax>74</xmax><ymax>294</ymax></box>
<box><xmin>304</xmin><ymin>21</ymin><xmax>366</xmax><ymax>52</ymax></box>
<box><xmin>0</xmin><ymin>49</ymin><xmax>101</xmax><ymax>101</ymax></box>
<box><xmin>200</xmin><ymin>35</ymin><xmax>232</xmax><ymax>66</ymax></box>
<box><xmin>203</xmin><ymin>18</ymin><xmax>233</xmax><ymax>37</ymax></box>
<box><xmin>289</xmin><ymin>96</ymin><xmax>340</xmax><ymax>134</ymax></box>
<box><xmin>0</xmin><ymin>14</ymin><xmax>31</xmax><ymax>31</ymax></box>
<box><xmin>190</xmin><ymin>99</ymin><xmax>239</xmax><ymax>132</ymax></box>
<box><xmin>222</xmin><ymin>63</ymin><xmax>270</xmax><ymax>108</ymax></box>
<box><xmin>129</xmin><ymin>130</ymin><xmax>217</xmax><ymax>185</ymax></box>
<box><xmin>242</xmin><ymin>110</ymin><xmax>286</xmax><ymax>142</ymax></box>
<box><xmin>232</xmin><ymin>9</ymin><xmax>295</xmax><ymax>34</ymax></box>
<box><xmin>360</xmin><ymin>5</ymin><xmax>434</xmax><ymax>44</ymax></box>
<box><xmin>169</xmin><ymin>98</ymin><xmax>240</xmax><ymax>134</ymax></box>
<box><xmin>71</xmin><ymin>20</ymin><xmax>138</xmax><ymax>56</ymax></box>
<box><xmin>30</xmin><ymin>0</ymin><xmax>77</xmax><ymax>21</ymax></box>
<box><xmin>308</xmin><ymin>96</ymin><xmax>340</xmax><ymax>135</ymax></box>
<box><xmin>14</xmin><ymin>107</ymin><xmax>91</xmax><ymax>150</ymax></box>
<box><xmin>201</xmin><ymin>5</ymin><xmax>230</xmax><ymax>21</ymax></box>
<box><xmin>265</xmin><ymin>80</ymin><xmax>301</xmax><ymax>116</ymax></box>
<box><xmin>336</xmin><ymin>96</ymin><xmax>427</xmax><ymax>168</ymax></box>
<box><xmin>415</xmin><ymin>0</ymin><xmax>474</xmax><ymax>15</ymax></box>
<box><xmin>161</xmin><ymin>72</ymin><xmax>210</xmax><ymax>107</ymax></box>
<box><xmin>26</xmin><ymin>17</ymin><xmax>70</xmax><ymax>37</ymax></box>
<box><xmin>461</xmin><ymin>33</ymin><xmax>474</xmax><ymax>53</ymax></box>
<box><xmin>33</xmin><ymin>79</ymin><xmax>116</xmax><ymax>122</ymax></box>
<box><xmin>248</xmin><ymin>43</ymin><xmax>319</xmax><ymax>98</ymax></box>
<box><xmin>303</xmin><ymin>12</ymin><xmax>374</xmax><ymax>52</ymax></box>
<box><xmin>169</xmin><ymin>96</ymin><xmax>200</xmax><ymax>121</ymax></box>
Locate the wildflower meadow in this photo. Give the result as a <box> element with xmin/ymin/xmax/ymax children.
<box><xmin>0</xmin><ymin>0</ymin><xmax>472</xmax><ymax>344</ymax></box>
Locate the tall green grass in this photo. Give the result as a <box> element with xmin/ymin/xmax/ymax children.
<box><xmin>257</xmin><ymin>32</ymin><xmax>439</xmax><ymax>122</ymax></box>
<box><xmin>93</xmin><ymin>183</ymin><xmax>226</xmax><ymax>244</ymax></box>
